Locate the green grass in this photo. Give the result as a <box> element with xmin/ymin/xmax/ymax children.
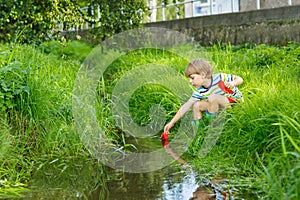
<box><xmin>0</xmin><ymin>41</ymin><xmax>299</xmax><ymax>199</ymax></box>
<box><xmin>190</xmin><ymin>43</ymin><xmax>300</xmax><ymax>199</ymax></box>
<box><xmin>0</xmin><ymin>42</ymin><xmax>91</xmax><ymax>197</ymax></box>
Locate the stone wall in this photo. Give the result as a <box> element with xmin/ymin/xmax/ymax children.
<box><xmin>144</xmin><ymin>5</ymin><xmax>300</xmax><ymax>45</ymax></box>
<box><xmin>239</xmin><ymin>0</ymin><xmax>300</xmax><ymax>11</ymax></box>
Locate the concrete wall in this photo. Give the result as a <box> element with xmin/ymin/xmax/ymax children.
<box><xmin>144</xmin><ymin>5</ymin><xmax>300</xmax><ymax>45</ymax></box>
<box><xmin>239</xmin><ymin>0</ymin><xmax>300</xmax><ymax>11</ymax></box>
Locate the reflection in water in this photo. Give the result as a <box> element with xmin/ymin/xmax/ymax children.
<box><xmin>160</xmin><ymin>168</ymin><xmax>199</xmax><ymax>200</ymax></box>
<box><xmin>162</xmin><ymin>139</ymin><xmax>198</xmax><ymax>200</ymax></box>
<box><xmin>93</xmin><ymin>164</ymin><xmax>198</xmax><ymax>200</ymax></box>
<box><xmin>162</xmin><ymin>138</ymin><xmax>229</xmax><ymax>200</ymax></box>
<box><xmin>27</xmin><ymin>136</ymin><xmax>232</xmax><ymax>200</ymax></box>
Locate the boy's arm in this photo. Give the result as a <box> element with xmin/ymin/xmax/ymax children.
<box><xmin>164</xmin><ymin>98</ymin><xmax>195</xmax><ymax>132</ymax></box>
<box><xmin>225</xmin><ymin>75</ymin><xmax>243</xmax><ymax>88</ymax></box>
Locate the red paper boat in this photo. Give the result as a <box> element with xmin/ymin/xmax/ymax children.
<box><xmin>160</xmin><ymin>131</ymin><xmax>169</xmax><ymax>140</ymax></box>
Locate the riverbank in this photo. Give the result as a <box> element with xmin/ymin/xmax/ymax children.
<box><xmin>0</xmin><ymin>41</ymin><xmax>299</xmax><ymax>199</ymax></box>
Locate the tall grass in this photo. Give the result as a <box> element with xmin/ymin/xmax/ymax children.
<box><xmin>95</xmin><ymin>43</ymin><xmax>299</xmax><ymax>198</ymax></box>
<box><xmin>95</xmin><ymin>48</ymin><xmax>189</xmax><ymax>143</ymax></box>
<box><xmin>0</xmin><ymin>41</ymin><xmax>299</xmax><ymax>198</ymax></box>
<box><xmin>0</xmin><ymin>41</ymin><xmax>92</xmax><ymax>196</ymax></box>
<box><xmin>201</xmin><ymin>43</ymin><xmax>300</xmax><ymax>199</ymax></box>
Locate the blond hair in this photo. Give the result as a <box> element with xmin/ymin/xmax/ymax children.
<box><xmin>185</xmin><ymin>58</ymin><xmax>212</xmax><ymax>78</ymax></box>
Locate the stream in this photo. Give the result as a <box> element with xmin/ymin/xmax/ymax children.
<box><xmin>20</xmin><ymin>135</ymin><xmax>258</xmax><ymax>200</ymax></box>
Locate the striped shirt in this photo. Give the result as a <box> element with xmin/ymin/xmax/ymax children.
<box><xmin>191</xmin><ymin>73</ymin><xmax>243</xmax><ymax>102</ymax></box>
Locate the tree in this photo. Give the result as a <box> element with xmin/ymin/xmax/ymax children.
<box><xmin>0</xmin><ymin>0</ymin><xmax>148</xmax><ymax>44</ymax></box>
<box><xmin>86</xmin><ymin>0</ymin><xmax>148</xmax><ymax>41</ymax></box>
<box><xmin>0</xmin><ymin>0</ymin><xmax>83</xmax><ymax>43</ymax></box>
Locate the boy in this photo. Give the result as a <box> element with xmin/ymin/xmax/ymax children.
<box><xmin>164</xmin><ymin>58</ymin><xmax>243</xmax><ymax>133</ymax></box>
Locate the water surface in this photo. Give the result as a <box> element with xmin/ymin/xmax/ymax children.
<box><xmin>19</xmin><ymin>136</ymin><xmax>258</xmax><ymax>199</ymax></box>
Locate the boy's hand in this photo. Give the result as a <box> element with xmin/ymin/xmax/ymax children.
<box><xmin>164</xmin><ymin>123</ymin><xmax>173</xmax><ymax>132</ymax></box>
<box><xmin>224</xmin><ymin>81</ymin><xmax>234</xmax><ymax>88</ymax></box>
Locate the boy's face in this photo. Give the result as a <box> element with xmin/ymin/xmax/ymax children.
<box><xmin>189</xmin><ymin>73</ymin><xmax>205</xmax><ymax>88</ymax></box>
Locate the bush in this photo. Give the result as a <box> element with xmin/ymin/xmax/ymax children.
<box><xmin>0</xmin><ymin>0</ymin><xmax>83</xmax><ymax>44</ymax></box>
<box><xmin>39</xmin><ymin>40</ymin><xmax>93</xmax><ymax>62</ymax></box>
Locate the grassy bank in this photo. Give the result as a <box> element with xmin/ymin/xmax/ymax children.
<box><xmin>187</xmin><ymin>44</ymin><xmax>300</xmax><ymax>199</ymax></box>
<box><xmin>0</xmin><ymin>41</ymin><xmax>92</xmax><ymax>196</ymax></box>
<box><xmin>0</xmin><ymin>41</ymin><xmax>299</xmax><ymax>199</ymax></box>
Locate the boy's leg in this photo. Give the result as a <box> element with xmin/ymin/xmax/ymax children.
<box><xmin>192</xmin><ymin>101</ymin><xmax>209</xmax><ymax>120</ymax></box>
<box><xmin>190</xmin><ymin>99</ymin><xmax>228</xmax><ymax>156</ymax></box>
<box><xmin>191</xmin><ymin>101</ymin><xmax>209</xmax><ymax>134</ymax></box>
<box><xmin>198</xmin><ymin>96</ymin><xmax>228</xmax><ymax>156</ymax></box>
<box><xmin>207</xmin><ymin>94</ymin><xmax>230</xmax><ymax>114</ymax></box>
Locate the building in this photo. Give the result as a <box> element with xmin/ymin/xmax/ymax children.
<box><xmin>185</xmin><ymin>0</ymin><xmax>239</xmax><ymax>18</ymax></box>
<box><xmin>148</xmin><ymin>0</ymin><xmax>300</xmax><ymax>22</ymax></box>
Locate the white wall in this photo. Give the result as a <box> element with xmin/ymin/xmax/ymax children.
<box><xmin>215</xmin><ymin>0</ymin><xmax>239</xmax><ymax>13</ymax></box>
<box><xmin>192</xmin><ymin>0</ymin><xmax>239</xmax><ymax>17</ymax></box>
